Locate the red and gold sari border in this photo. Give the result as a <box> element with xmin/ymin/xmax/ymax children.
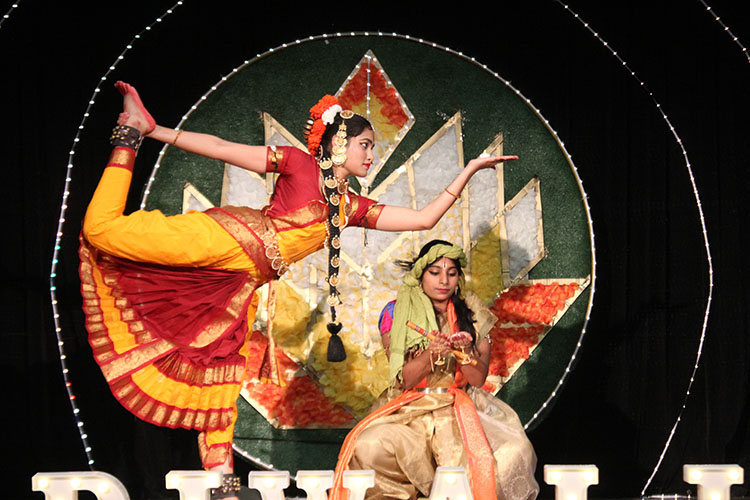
<box><xmin>451</xmin><ymin>388</ymin><xmax>497</xmax><ymax>500</ymax></box>
<box><xmin>266</xmin><ymin>146</ymin><xmax>284</xmax><ymax>173</ymax></box>
<box><xmin>270</xmin><ymin>201</ymin><xmax>327</xmax><ymax>232</ymax></box>
<box><xmin>205</xmin><ymin>207</ymin><xmax>274</xmax><ymax>280</ymax></box>
<box><xmin>363</xmin><ymin>204</ymin><xmax>384</xmax><ymax>229</ymax></box>
<box><xmin>198</xmin><ymin>432</ymin><xmax>233</xmax><ymax>469</ymax></box>
<box><xmin>100</xmin><ymin>339</ymin><xmax>176</xmax><ymax>383</ymax></box>
<box><xmin>153</xmin><ymin>352</ymin><xmax>246</xmax><ymax>386</ymax></box>
<box><xmin>110</xmin><ymin>376</ymin><xmax>235</xmax><ymax>431</ymax></box>
<box><xmin>80</xmin><ymin>238</ymin><xmax>178</xmax><ymax>381</ymax></box>
<box><xmin>106</xmin><ymin>147</ymin><xmax>136</xmax><ymax>172</ymax></box>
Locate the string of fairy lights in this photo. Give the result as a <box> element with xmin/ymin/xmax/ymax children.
<box><xmin>698</xmin><ymin>0</ymin><xmax>750</xmax><ymax>64</ymax></box>
<box><xmin>550</xmin><ymin>1</ymin><xmax>733</xmax><ymax>495</ymax></box>
<box><xmin>47</xmin><ymin>0</ymin><xmax>185</xmax><ymax>469</ymax></box>
<box><xmin>0</xmin><ymin>1</ymin><xmax>20</xmax><ymax>30</ymax></box>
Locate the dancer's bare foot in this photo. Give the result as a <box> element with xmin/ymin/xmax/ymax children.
<box><xmin>115</xmin><ymin>81</ymin><xmax>156</xmax><ymax>135</ymax></box>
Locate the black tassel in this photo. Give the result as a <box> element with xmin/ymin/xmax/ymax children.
<box><xmin>326</xmin><ymin>322</ymin><xmax>346</xmax><ymax>362</ymax></box>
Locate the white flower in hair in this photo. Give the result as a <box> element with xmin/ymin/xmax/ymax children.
<box><xmin>322</xmin><ymin>104</ymin><xmax>343</xmax><ymax>125</ymax></box>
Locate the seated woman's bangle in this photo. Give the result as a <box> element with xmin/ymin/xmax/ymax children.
<box><xmin>444</xmin><ymin>187</ymin><xmax>461</xmax><ymax>199</ymax></box>
<box><xmin>173</xmin><ymin>129</ymin><xmax>183</xmax><ymax>146</ymax></box>
<box><xmin>459</xmin><ymin>354</ymin><xmax>474</xmax><ymax>365</ymax></box>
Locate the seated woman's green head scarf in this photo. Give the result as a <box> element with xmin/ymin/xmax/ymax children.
<box><xmin>388</xmin><ymin>242</ymin><xmax>467</xmax><ymax>383</ymax></box>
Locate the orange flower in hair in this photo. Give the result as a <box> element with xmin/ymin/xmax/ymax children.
<box><xmin>306</xmin><ymin>95</ymin><xmax>342</xmax><ymax>155</ymax></box>
<box><xmin>309</xmin><ymin>95</ymin><xmax>340</xmax><ymax>120</ymax></box>
<box><xmin>307</xmin><ymin>120</ymin><xmax>327</xmax><ymax>155</ymax></box>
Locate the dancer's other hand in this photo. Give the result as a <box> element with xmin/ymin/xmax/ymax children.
<box><xmin>466</xmin><ymin>154</ymin><xmax>518</xmax><ymax>172</ymax></box>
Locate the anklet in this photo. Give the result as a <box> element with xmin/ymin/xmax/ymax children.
<box><xmin>211</xmin><ymin>474</ymin><xmax>241</xmax><ymax>499</ymax></box>
<box><xmin>110</xmin><ymin>124</ymin><xmax>143</xmax><ymax>151</ymax></box>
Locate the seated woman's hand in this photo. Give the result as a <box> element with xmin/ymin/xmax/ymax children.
<box><xmin>428</xmin><ymin>331</ymin><xmax>452</xmax><ymax>357</ymax></box>
<box><xmin>449</xmin><ymin>331</ymin><xmax>472</xmax><ymax>350</ymax></box>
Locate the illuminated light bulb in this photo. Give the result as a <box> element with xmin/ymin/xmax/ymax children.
<box><xmin>97</xmin><ymin>481</ymin><xmax>111</xmax><ymax>493</ymax></box>
<box><xmin>683</xmin><ymin>465</ymin><xmax>743</xmax><ymax>500</ymax></box>
<box><xmin>430</xmin><ymin>467</ymin><xmax>473</xmax><ymax>500</ymax></box>
<box><xmin>70</xmin><ymin>477</ymin><xmax>81</xmax><ymax>488</ymax></box>
<box><xmin>296</xmin><ymin>471</ymin><xmax>333</xmax><ymax>500</ymax></box>
<box><xmin>37</xmin><ymin>478</ymin><xmax>49</xmax><ymax>490</ymax></box>
<box><xmin>166</xmin><ymin>470</ymin><xmax>220</xmax><ymax>499</ymax></box>
<box><xmin>249</xmin><ymin>471</ymin><xmax>288</xmax><ymax>500</ymax></box>
<box><xmin>545</xmin><ymin>465</ymin><xmax>598</xmax><ymax>500</ymax></box>
<box><xmin>343</xmin><ymin>470</ymin><xmax>375</xmax><ymax>500</ymax></box>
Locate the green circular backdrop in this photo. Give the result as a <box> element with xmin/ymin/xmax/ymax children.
<box><xmin>143</xmin><ymin>35</ymin><xmax>593</xmax><ymax>473</ymax></box>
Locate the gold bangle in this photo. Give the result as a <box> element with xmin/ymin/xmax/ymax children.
<box><xmin>444</xmin><ymin>187</ymin><xmax>460</xmax><ymax>200</ymax></box>
<box><xmin>173</xmin><ymin>129</ymin><xmax>183</xmax><ymax>146</ymax></box>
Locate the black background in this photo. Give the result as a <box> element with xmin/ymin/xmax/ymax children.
<box><xmin>4</xmin><ymin>1</ymin><xmax>749</xmax><ymax>498</ymax></box>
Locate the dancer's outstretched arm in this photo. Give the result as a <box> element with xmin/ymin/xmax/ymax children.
<box><xmin>147</xmin><ymin>125</ymin><xmax>268</xmax><ymax>174</ymax></box>
<box><xmin>116</xmin><ymin>81</ymin><xmax>267</xmax><ymax>175</ymax></box>
<box><xmin>374</xmin><ymin>155</ymin><xmax>517</xmax><ymax>231</ymax></box>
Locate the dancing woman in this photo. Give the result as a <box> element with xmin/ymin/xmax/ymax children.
<box><xmin>331</xmin><ymin>240</ymin><xmax>539</xmax><ymax>500</ymax></box>
<box><xmin>79</xmin><ymin>82</ymin><xmax>517</xmax><ymax>493</ymax></box>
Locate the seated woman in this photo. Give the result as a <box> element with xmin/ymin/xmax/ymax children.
<box><xmin>331</xmin><ymin>240</ymin><xmax>539</xmax><ymax>500</ymax></box>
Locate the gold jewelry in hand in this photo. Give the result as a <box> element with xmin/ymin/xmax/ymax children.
<box><xmin>458</xmin><ymin>346</ymin><xmax>474</xmax><ymax>365</ymax></box>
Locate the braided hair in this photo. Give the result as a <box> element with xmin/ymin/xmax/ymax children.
<box><xmin>307</xmin><ymin>99</ymin><xmax>372</xmax><ymax>361</ymax></box>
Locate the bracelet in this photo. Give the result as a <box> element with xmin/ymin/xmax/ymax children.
<box><xmin>173</xmin><ymin>129</ymin><xmax>183</xmax><ymax>146</ymax></box>
<box><xmin>444</xmin><ymin>187</ymin><xmax>460</xmax><ymax>200</ymax></box>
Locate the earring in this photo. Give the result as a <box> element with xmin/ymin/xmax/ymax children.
<box><xmin>331</xmin><ymin>122</ymin><xmax>348</xmax><ymax>167</ymax></box>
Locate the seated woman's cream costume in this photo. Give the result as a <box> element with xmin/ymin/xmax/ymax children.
<box><xmin>330</xmin><ymin>243</ymin><xmax>539</xmax><ymax>500</ymax></box>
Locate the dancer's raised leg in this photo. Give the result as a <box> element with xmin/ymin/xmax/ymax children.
<box><xmin>115</xmin><ymin>81</ymin><xmax>156</xmax><ymax>134</ymax></box>
<box><xmin>114</xmin><ymin>81</ymin><xmax>268</xmax><ymax>174</ymax></box>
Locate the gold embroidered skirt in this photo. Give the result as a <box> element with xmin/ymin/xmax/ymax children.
<box><xmin>348</xmin><ymin>390</ymin><xmax>539</xmax><ymax>500</ymax></box>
